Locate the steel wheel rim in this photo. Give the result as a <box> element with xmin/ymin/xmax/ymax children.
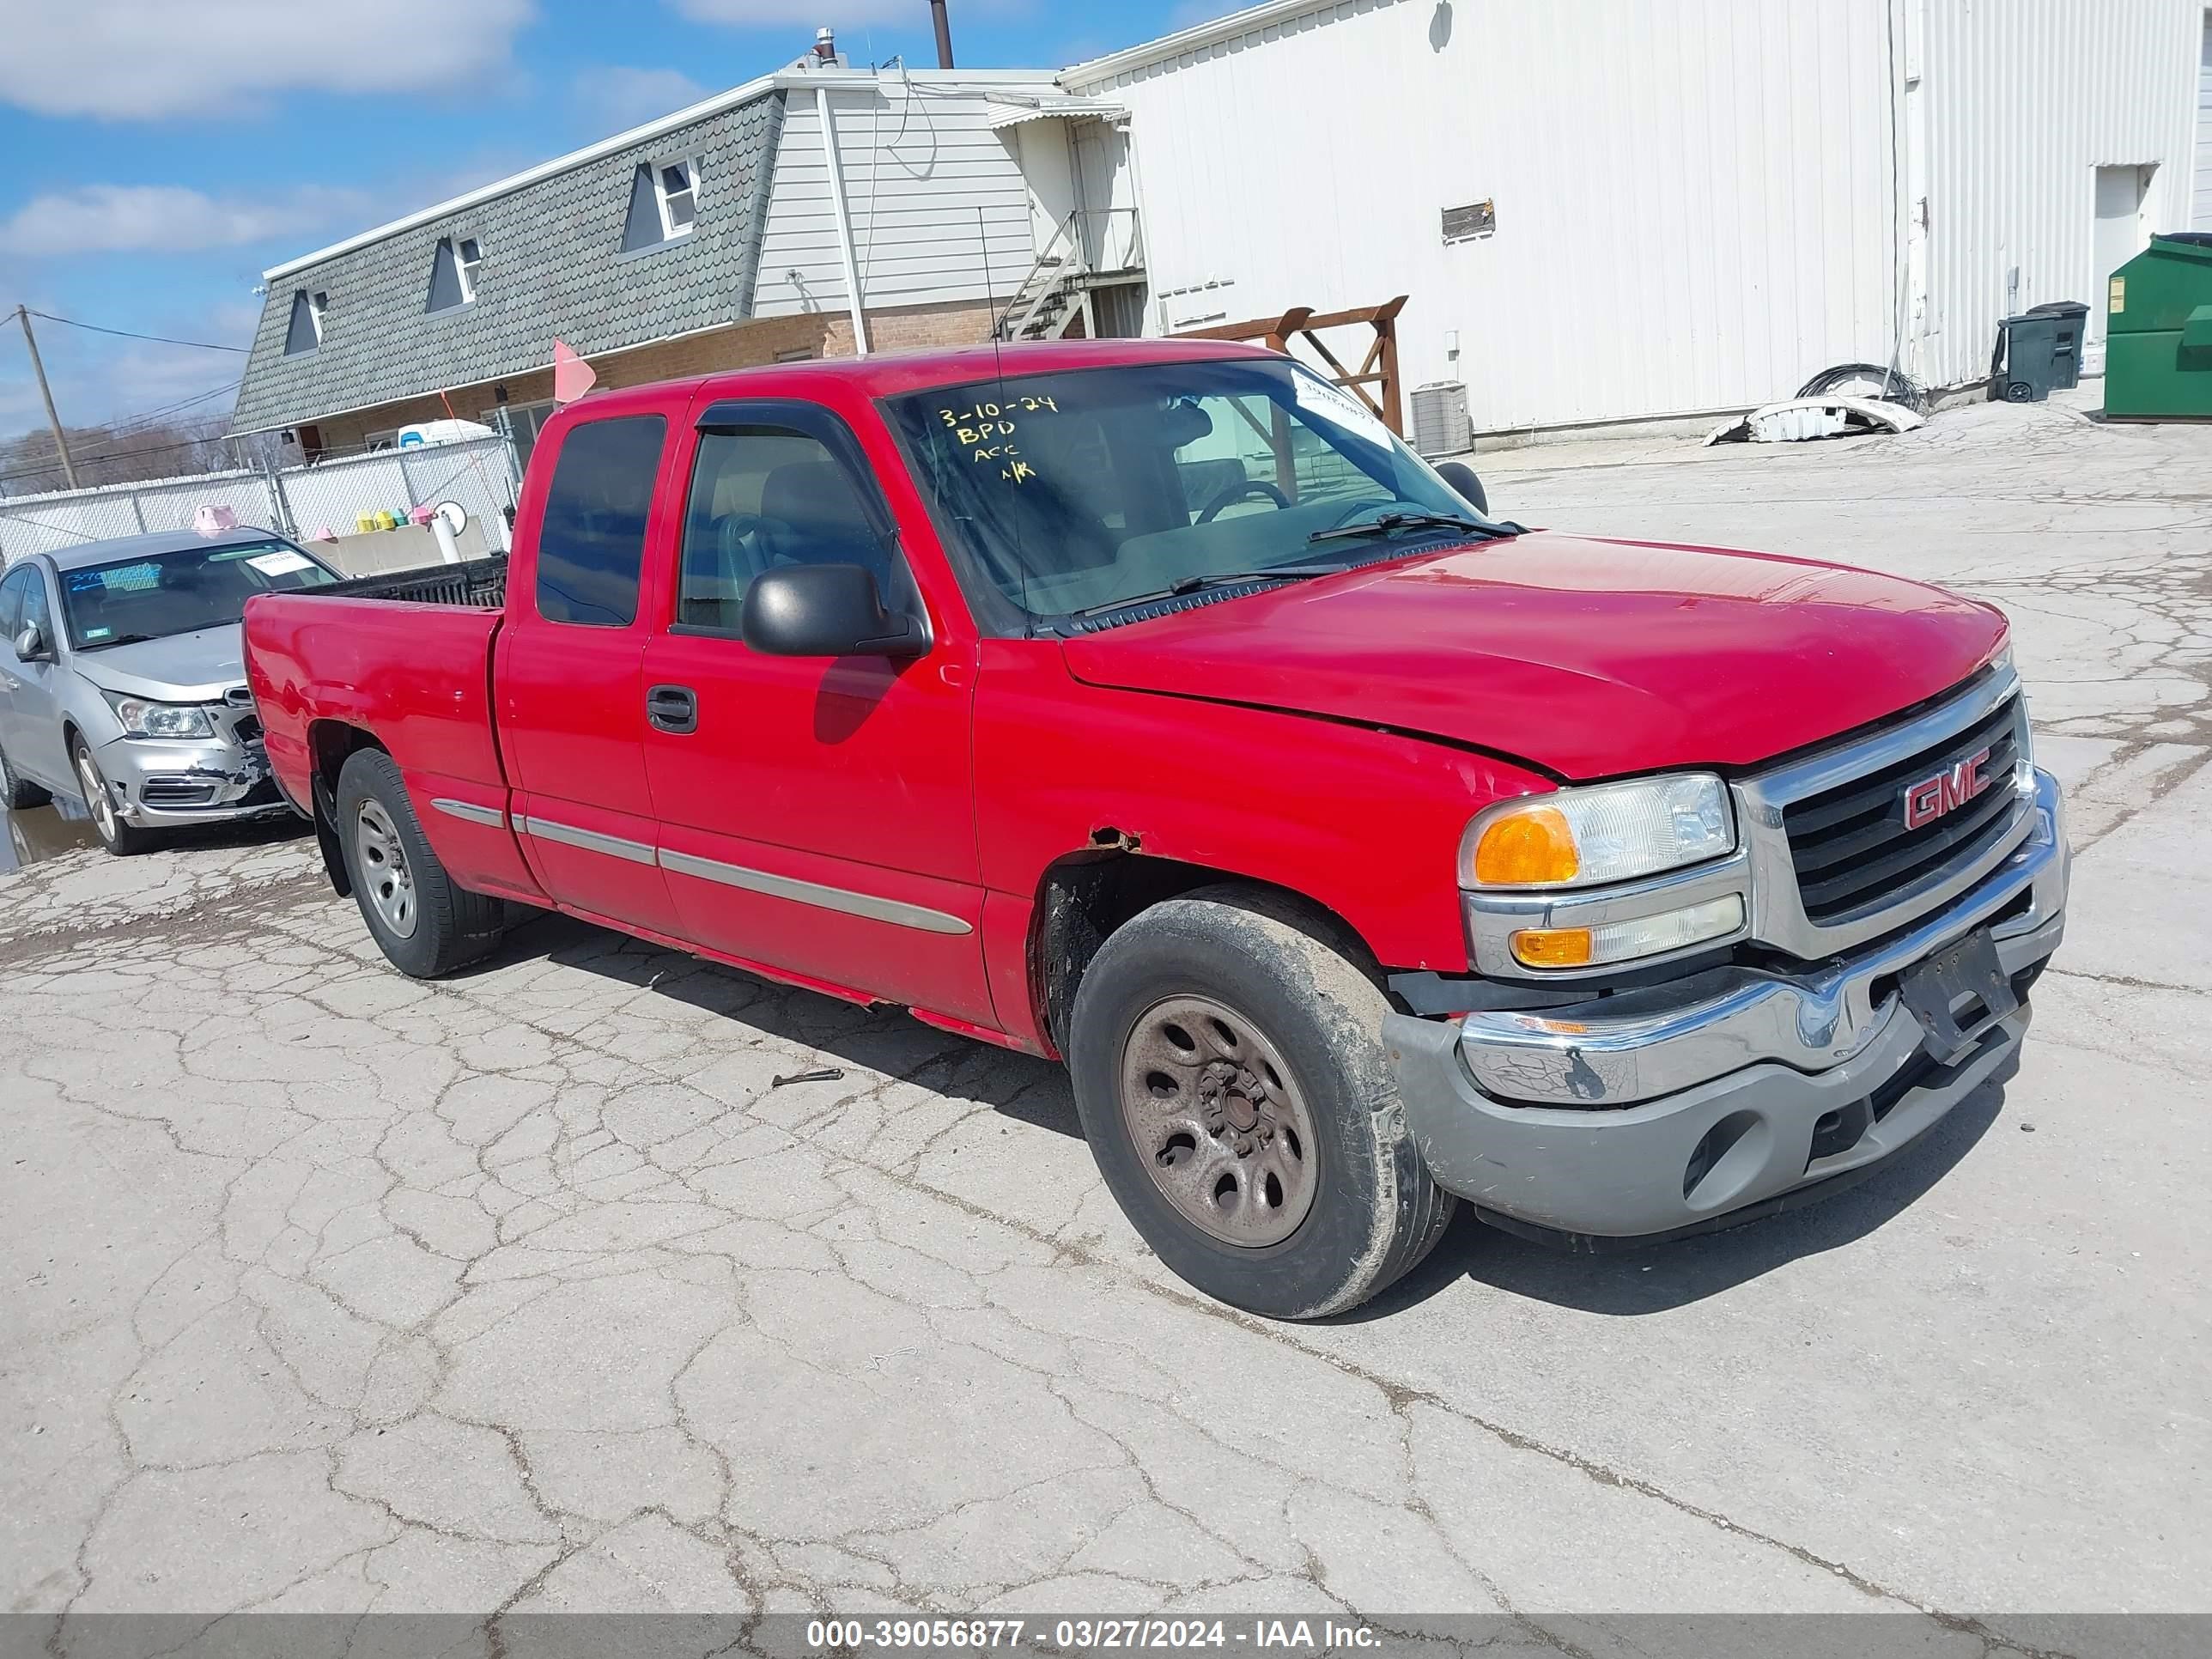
<box><xmin>76</xmin><ymin>750</ymin><xmax>117</xmax><ymax>841</ymax></box>
<box><xmin>1117</xmin><ymin>993</ymin><xmax>1320</xmax><ymax>1247</ymax></box>
<box><xmin>355</xmin><ymin>799</ymin><xmax>418</xmax><ymax>939</ymax></box>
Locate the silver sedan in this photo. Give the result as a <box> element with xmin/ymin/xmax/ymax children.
<box><xmin>0</xmin><ymin>526</ymin><xmax>341</xmax><ymax>854</ymax></box>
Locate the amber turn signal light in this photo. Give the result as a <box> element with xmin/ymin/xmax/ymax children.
<box><xmin>1508</xmin><ymin>927</ymin><xmax>1594</xmax><ymax>968</ymax></box>
<box><xmin>1471</xmin><ymin>805</ymin><xmax>1580</xmax><ymax>886</ymax></box>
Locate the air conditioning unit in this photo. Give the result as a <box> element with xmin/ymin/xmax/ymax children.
<box><xmin>1409</xmin><ymin>380</ymin><xmax>1472</xmax><ymax>458</ymax></box>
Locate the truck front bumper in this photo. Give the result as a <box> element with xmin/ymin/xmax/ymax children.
<box><xmin>1382</xmin><ymin>767</ymin><xmax>2069</xmax><ymax>1246</ymax></box>
<box><xmin>92</xmin><ymin>732</ymin><xmax>289</xmax><ymax>829</ymax></box>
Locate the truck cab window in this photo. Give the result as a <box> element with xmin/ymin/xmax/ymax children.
<box><xmin>535</xmin><ymin>415</ymin><xmax>666</xmax><ymax>627</ymax></box>
<box><xmin>678</xmin><ymin>427</ymin><xmax>891</xmax><ymax>633</ymax></box>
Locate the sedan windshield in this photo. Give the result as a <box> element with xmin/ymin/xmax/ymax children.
<box><xmin>60</xmin><ymin>538</ymin><xmax>337</xmax><ymax>650</ymax></box>
<box><xmin>885</xmin><ymin>356</ymin><xmax>1507</xmax><ymax>630</ymax></box>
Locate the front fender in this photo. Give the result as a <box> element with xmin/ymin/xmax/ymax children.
<box><xmin>974</xmin><ymin>641</ymin><xmax>1551</xmax><ymax>975</ymax></box>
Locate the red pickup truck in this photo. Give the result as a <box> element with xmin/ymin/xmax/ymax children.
<box><xmin>246</xmin><ymin>337</ymin><xmax>2068</xmax><ymax>1317</ymax></box>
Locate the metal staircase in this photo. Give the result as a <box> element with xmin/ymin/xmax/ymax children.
<box><xmin>994</xmin><ymin>210</ymin><xmax>1144</xmax><ymax>343</ymax></box>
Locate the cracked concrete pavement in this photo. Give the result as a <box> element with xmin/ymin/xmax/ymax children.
<box><xmin>2</xmin><ymin>390</ymin><xmax>2206</xmax><ymax>1641</ymax></box>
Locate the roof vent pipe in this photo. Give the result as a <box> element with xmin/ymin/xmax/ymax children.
<box><xmin>931</xmin><ymin>0</ymin><xmax>955</xmax><ymax>68</ymax></box>
<box><xmin>813</xmin><ymin>26</ymin><xmax>836</xmax><ymax>62</ymax></box>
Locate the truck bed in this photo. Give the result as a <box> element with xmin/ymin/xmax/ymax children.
<box><xmin>243</xmin><ymin>561</ymin><xmax>512</xmax><ymax>833</ymax></box>
<box><xmin>313</xmin><ymin>555</ymin><xmax>507</xmax><ymax>609</ymax></box>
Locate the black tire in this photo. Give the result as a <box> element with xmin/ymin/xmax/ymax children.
<box><xmin>333</xmin><ymin>748</ymin><xmax>504</xmax><ymax>977</ymax></box>
<box><xmin>1067</xmin><ymin>886</ymin><xmax>1456</xmax><ymax>1319</ymax></box>
<box><xmin>70</xmin><ymin>738</ymin><xmax>160</xmax><ymax>856</ymax></box>
<box><xmin>0</xmin><ymin>740</ymin><xmax>51</xmax><ymax>810</ymax></box>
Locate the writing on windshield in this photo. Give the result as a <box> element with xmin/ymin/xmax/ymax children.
<box><xmin>935</xmin><ymin>392</ymin><xmax>1063</xmax><ymax>485</ymax></box>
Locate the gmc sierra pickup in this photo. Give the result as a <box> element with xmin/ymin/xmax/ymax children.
<box><xmin>244</xmin><ymin>337</ymin><xmax>2068</xmax><ymax>1317</ymax></box>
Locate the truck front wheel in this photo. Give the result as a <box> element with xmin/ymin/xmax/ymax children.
<box><xmin>334</xmin><ymin>749</ymin><xmax>504</xmax><ymax>978</ymax></box>
<box><xmin>1066</xmin><ymin>889</ymin><xmax>1457</xmax><ymax>1318</ymax></box>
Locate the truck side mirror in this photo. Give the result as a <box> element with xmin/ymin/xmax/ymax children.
<box><xmin>1435</xmin><ymin>459</ymin><xmax>1489</xmax><ymax>517</ymax></box>
<box><xmin>740</xmin><ymin>563</ymin><xmax>923</xmax><ymax>659</ymax></box>
<box><xmin>11</xmin><ymin>623</ymin><xmax>49</xmax><ymax>664</ymax></box>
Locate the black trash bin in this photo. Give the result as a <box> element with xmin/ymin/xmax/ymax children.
<box><xmin>1989</xmin><ymin>301</ymin><xmax>2089</xmax><ymax>402</ymax></box>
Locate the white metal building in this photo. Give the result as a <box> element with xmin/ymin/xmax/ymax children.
<box><xmin>2196</xmin><ymin>7</ymin><xmax>2212</xmax><ymax>228</ymax></box>
<box><xmin>1064</xmin><ymin>0</ymin><xmax>2206</xmax><ymax>438</ymax></box>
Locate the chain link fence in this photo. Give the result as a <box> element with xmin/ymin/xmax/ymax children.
<box><xmin>0</xmin><ymin>436</ymin><xmax>521</xmax><ymax>563</ymax></box>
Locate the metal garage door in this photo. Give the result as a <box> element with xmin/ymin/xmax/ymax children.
<box><xmin>2197</xmin><ymin>12</ymin><xmax>2212</xmax><ymax>229</ymax></box>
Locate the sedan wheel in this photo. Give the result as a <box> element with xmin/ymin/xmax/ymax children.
<box><xmin>71</xmin><ymin>740</ymin><xmax>154</xmax><ymax>855</ymax></box>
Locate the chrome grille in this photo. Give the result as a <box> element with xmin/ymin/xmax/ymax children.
<box><xmin>1784</xmin><ymin>694</ymin><xmax>2026</xmax><ymax>921</ymax></box>
<box><xmin>1735</xmin><ymin>667</ymin><xmax>2038</xmax><ymax>960</ymax></box>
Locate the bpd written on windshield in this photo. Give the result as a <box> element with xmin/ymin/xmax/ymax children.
<box><xmin>936</xmin><ymin>393</ymin><xmax>1062</xmax><ymax>485</ymax></box>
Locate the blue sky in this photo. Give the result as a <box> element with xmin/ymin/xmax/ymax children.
<box><xmin>0</xmin><ymin>0</ymin><xmax>1226</xmax><ymax>445</ymax></box>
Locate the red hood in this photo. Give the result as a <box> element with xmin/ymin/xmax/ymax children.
<box><xmin>1059</xmin><ymin>532</ymin><xmax>2007</xmax><ymax>780</ymax></box>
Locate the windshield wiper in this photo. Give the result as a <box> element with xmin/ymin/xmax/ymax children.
<box><xmin>1308</xmin><ymin>511</ymin><xmax>1503</xmax><ymax>544</ymax></box>
<box><xmin>1060</xmin><ymin>564</ymin><xmax>1350</xmax><ymax>622</ymax></box>
<box><xmin>76</xmin><ymin>632</ymin><xmax>158</xmax><ymax>649</ymax></box>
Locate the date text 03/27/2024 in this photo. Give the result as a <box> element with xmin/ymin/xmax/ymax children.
<box><xmin>802</xmin><ymin>1620</ymin><xmax>1384</xmax><ymax>1652</ymax></box>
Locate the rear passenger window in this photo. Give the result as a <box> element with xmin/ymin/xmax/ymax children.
<box><xmin>535</xmin><ymin>415</ymin><xmax>665</xmax><ymax>626</ymax></box>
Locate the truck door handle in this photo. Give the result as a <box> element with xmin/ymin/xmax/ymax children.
<box><xmin>647</xmin><ymin>684</ymin><xmax>697</xmax><ymax>735</ymax></box>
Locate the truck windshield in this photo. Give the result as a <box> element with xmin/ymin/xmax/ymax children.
<box><xmin>885</xmin><ymin>357</ymin><xmax>1504</xmax><ymax>631</ymax></box>
<box><xmin>884</xmin><ymin>356</ymin><xmax>1504</xmax><ymax>628</ymax></box>
<box><xmin>61</xmin><ymin>539</ymin><xmax>337</xmax><ymax>651</ymax></box>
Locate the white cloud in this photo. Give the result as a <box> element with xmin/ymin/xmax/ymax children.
<box><xmin>574</xmin><ymin>66</ymin><xmax>713</xmax><ymax>131</ymax></box>
<box><xmin>0</xmin><ymin>185</ymin><xmax>371</xmax><ymax>257</ymax></box>
<box><xmin>0</xmin><ymin>0</ymin><xmax>536</xmax><ymax>121</ymax></box>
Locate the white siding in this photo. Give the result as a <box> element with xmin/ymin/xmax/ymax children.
<box><xmin>1067</xmin><ymin>0</ymin><xmax>1899</xmax><ymax>434</ymax></box>
<box><xmin>1916</xmin><ymin>0</ymin><xmax>2203</xmax><ymax>385</ymax></box>
<box><xmin>2196</xmin><ymin>9</ymin><xmax>2212</xmax><ymax>230</ymax></box>
<box><xmin>752</xmin><ymin>76</ymin><xmax>1050</xmax><ymax>319</ymax></box>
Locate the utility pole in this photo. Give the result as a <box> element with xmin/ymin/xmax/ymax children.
<box><xmin>931</xmin><ymin>0</ymin><xmax>955</xmax><ymax>68</ymax></box>
<box><xmin>13</xmin><ymin>306</ymin><xmax>78</xmax><ymax>490</ymax></box>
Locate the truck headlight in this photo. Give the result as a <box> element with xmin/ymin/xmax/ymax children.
<box><xmin>1461</xmin><ymin>774</ymin><xmax>1735</xmax><ymax>890</ymax></box>
<box><xmin>102</xmin><ymin>693</ymin><xmax>216</xmax><ymax>739</ymax></box>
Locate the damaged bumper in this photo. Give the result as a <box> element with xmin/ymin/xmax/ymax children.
<box><xmin>1382</xmin><ymin>768</ymin><xmax>2069</xmax><ymax>1246</ymax></box>
<box><xmin>91</xmin><ymin>731</ymin><xmax>289</xmax><ymax>828</ymax></box>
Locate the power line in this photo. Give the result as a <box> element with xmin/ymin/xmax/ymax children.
<box><xmin>110</xmin><ymin>378</ymin><xmax>244</xmax><ymax>434</ymax></box>
<box><xmin>0</xmin><ymin>425</ymin><xmax>240</xmax><ymax>488</ymax></box>
<box><xmin>24</xmin><ymin>308</ymin><xmax>250</xmax><ymax>354</ymax></box>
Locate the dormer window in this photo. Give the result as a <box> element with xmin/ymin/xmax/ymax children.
<box><xmin>656</xmin><ymin>163</ymin><xmax>696</xmax><ymax>235</ymax></box>
<box><xmin>622</xmin><ymin>158</ymin><xmax>699</xmax><ymax>252</ymax></box>
<box><xmin>282</xmin><ymin>289</ymin><xmax>326</xmax><ymax>356</ymax></box>
<box><xmin>426</xmin><ymin>236</ymin><xmax>483</xmax><ymax>313</ymax></box>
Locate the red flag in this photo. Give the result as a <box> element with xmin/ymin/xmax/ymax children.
<box><xmin>552</xmin><ymin>339</ymin><xmax>598</xmax><ymax>404</ymax></box>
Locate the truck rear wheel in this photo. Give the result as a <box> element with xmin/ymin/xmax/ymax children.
<box><xmin>334</xmin><ymin>749</ymin><xmax>504</xmax><ymax>978</ymax></box>
<box><xmin>1066</xmin><ymin>888</ymin><xmax>1456</xmax><ymax>1318</ymax></box>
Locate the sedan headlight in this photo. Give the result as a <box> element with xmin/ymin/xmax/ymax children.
<box><xmin>1461</xmin><ymin>774</ymin><xmax>1735</xmax><ymax>890</ymax></box>
<box><xmin>102</xmin><ymin>692</ymin><xmax>216</xmax><ymax>739</ymax></box>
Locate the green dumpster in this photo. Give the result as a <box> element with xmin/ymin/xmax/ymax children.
<box><xmin>2104</xmin><ymin>232</ymin><xmax>2212</xmax><ymax>421</ymax></box>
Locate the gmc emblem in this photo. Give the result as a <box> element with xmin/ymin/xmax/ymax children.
<box><xmin>1902</xmin><ymin>746</ymin><xmax>1993</xmax><ymax>830</ymax></box>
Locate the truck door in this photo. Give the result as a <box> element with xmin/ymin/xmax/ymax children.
<box><xmin>637</xmin><ymin>395</ymin><xmax>994</xmax><ymax>1025</ymax></box>
<box><xmin>496</xmin><ymin>405</ymin><xmax>682</xmax><ymax>936</ymax></box>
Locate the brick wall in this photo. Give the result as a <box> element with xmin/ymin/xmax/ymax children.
<box><xmin>308</xmin><ymin>299</ymin><xmax>997</xmax><ymax>453</ymax></box>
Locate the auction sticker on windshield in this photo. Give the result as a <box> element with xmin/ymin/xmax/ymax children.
<box><xmin>1291</xmin><ymin>372</ymin><xmax>1393</xmax><ymax>447</ymax></box>
<box><xmin>245</xmin><ymin>550</ymin><xmax>314</xmax><ymax>576</ymax></box>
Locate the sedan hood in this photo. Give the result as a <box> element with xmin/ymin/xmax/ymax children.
<box><xmin>1060</xmin><ymin>532</ymin><xmax>2007</xmax><ymax>780</ymax></box>
<box><xmin>69</xmin><ymin>624</ymin><xmax>247</xmax><ymax>702</ymax></box>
